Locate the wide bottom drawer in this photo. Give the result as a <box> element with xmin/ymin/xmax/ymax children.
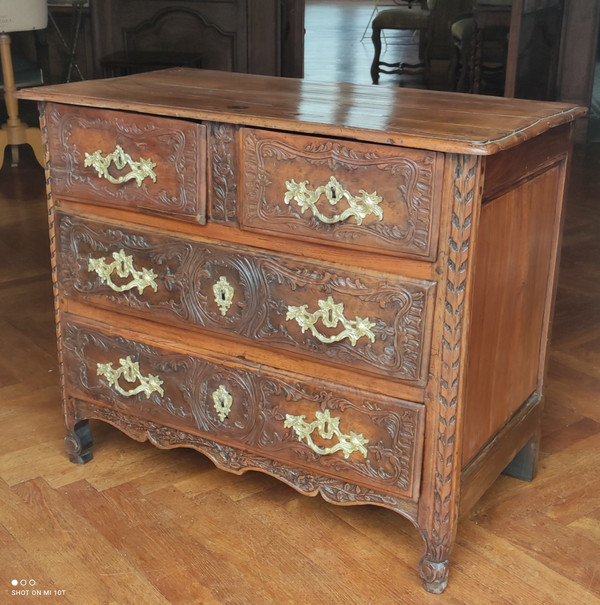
<box><xmin>61</xmin><ymin>316</ymin><xmax>425</xmax><ymax>502</ymax></box>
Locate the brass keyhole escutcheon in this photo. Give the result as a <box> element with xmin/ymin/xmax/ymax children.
<box><xmin>213</xmin><ymin>276</ymin><xmax>234</xmax><ymax>316</ymax></box>
<box><xmin>212</xmin><ymin>385</ymin><xmax>233</xmax><ymax>422</ymax></box>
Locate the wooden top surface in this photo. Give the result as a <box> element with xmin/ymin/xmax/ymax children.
<box><xmin>18</xmin><ymin>68</ymin><xmax>587</xmax><ymax>155</ymax></box>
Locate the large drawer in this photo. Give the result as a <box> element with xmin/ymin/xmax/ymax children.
<box><xmin>61</xmin><ymin>317</ymin><xmax>425</xmax><ymax>501</ymax></box>
<box><xmin>240</xmin><ymin>128</ymin><xmax>441</xmax><ymax>259</ymax></box>
<box><xmin>56</xmin><ymin>213</ymin><xmax>436</xmax><ymax>383</ymax></box>
<box><xmin>45</xmin><ymin>103</ymin><xmax>206</xmax><ymax>223</ymax></box>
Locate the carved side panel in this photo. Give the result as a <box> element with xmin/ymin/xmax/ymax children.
<box><xmin>208</xmin><ymin>122</ymin><xmax>239</xmax><ymax>223</ymax></box>
<box><xmin>56</xmin><ymin>213</ymin><xmax>435</xmax><ymax>382</ymax></box>
<box><xmin>46</xmin><ymin>103</ymin><xmax>206</xmax><ymax>223</ymax></box>
<box><xmin>241</xmin><ymin>129</ymin><xmax>439</xmax><ymax>259</ymax></box>
<box><xmin>61</xmin><ymin>320</ymin><xmax>425</xmax><ymax>501</ymax></box>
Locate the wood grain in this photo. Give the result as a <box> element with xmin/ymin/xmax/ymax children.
<box><xmin>18</xmin><ymin>69</ymin><xmax>586</xmax><ymax>155</ymax></box>
<box><xmin>1</xmin><ymin>138</ymin><xmax>598</xmax><ymax>603</ymax></box>
<box><xmin>2</xmin><ymin>0</ymin><xmax>599</xmax><ymax>598</ymax></box>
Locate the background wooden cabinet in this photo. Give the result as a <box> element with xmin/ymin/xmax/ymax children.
<box><xmin>40</xmin><ymin>0</ymin><xmax>304</xmax><ymax>83</ymax></box>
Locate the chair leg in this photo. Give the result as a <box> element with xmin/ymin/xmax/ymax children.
<box><xmin>448</xmin><ymin>44</ymin><xmax>459</xmax><ymax>90</ymax></box>
<box><xmin>0</xmin><ymin>34</ymin><xmax>44</xmax><ymax>171</ymax></box>
<box><xmin>361</xmin><ymin>0</ymin><xmax>380</xmax><ymax>41</ymax></box>
<box><xmin>371</xmin><ymin>27</ymin><xmax>383</xmax><ymax>84</ymax></box>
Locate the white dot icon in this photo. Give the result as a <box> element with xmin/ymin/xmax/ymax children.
<box><xmin>11</xmin><ymin>579</ymin><xmax>18</xmax><ymax>586</ymax></box>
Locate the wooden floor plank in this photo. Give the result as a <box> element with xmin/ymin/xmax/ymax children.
<box><xmin>233</xmin><ymin>487</ymin><xmax>434</xmax><ymax>604</ymax></box>
<box><xmin>12</xmin><ymin>478</ymin><xmax>171</xmax><ymax>605</ymax></box>
<box><xmin>60</xmin><ymin>481</ymin><xmax>221</xmax><ymax>605</ymax></box>
<box><xmin>455</xmin><ymin>523</ymin><xmax>600</xmax><ymax>605</ymax></box>
<box><xmin>0</xmin><ymin>477</ymin><xmax>114</xmax><ymax>603</ymax></box>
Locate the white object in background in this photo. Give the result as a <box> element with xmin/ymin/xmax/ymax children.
<box><xmin>0</xmin><ymin>0</ymin><xmax>46</xmax><ymax>170</ymax></box>
<box><xmin>0</xmin><ymin>0</ymin><xmax>48</xmax><ymax>34</ymax></box>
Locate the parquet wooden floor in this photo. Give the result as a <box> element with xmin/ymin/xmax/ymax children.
<box><xmin>1</xmin><ymin>3</ymin><xmax>599</xmax><ymax>603</ymax></box>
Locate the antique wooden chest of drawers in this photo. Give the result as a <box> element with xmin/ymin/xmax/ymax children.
<box><xmin>20</xmin><ymin>69</ymin><xmax>585</xmax><ymax>592</ymax></box>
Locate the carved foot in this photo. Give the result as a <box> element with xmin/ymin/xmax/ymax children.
<box><xmin>65</xmin><ymin>420</ymin><xmax>94</xmax><ymax>464</ymax></box>
<box><xmin>419</xmin><ymin>556</ymin><xmax>449</xmax><ymax>594</ymax></box>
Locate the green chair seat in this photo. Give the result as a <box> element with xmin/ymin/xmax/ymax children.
<box><xmin>373</xmin><ymin>8</ymin><xmax>430</xmax><ymax>31</ymax></box>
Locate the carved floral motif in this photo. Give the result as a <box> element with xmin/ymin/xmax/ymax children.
<box><xmin>56</xmin><ymin>214</ymin><xmax>434</xmax><ymax>382</ymax></box>
<box><xmin>61</xmin><ymin>321</ymin><xmax>424</xmax><ymax>500</ymax></box>
<box><xmin>72</xmin><ymin>397</ymin><xmax>419</xmax><ymax>516</ymax></box>
<box><xmin>208</xmin><ymin>123</ymin><xmax>238</xmax><ymax>223</ymax></box>
<box><xmin>46</xmin><ymin>104</ymin><xmax>203</xmax><ymax>221</ymax></box>
<box><xmin>242</xmin><ymin>130</ymin><xmax>437</xmax><ymax>258</ymax></box>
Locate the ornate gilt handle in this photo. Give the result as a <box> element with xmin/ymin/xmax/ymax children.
<box><xmin>96</xmin><ymin>356</ymin><xmax>164</xmax><ymax>399</ymax></box>
<box><xmin>284</xmin><ymin>176</ymin><xmax>383</xmax><ymax>225</ymax></box>
<box><xmin>284</xmin><ymin>409</ymin><xmax>369</xmax><ymax>459</ymax></box>
<box><xmin>84</xmin><ymin>144</ymin><xmax>157</xmax><ymax>187</ymax></box>
<box><xmin>286</xmin><ymin>295</ymin><xmax>376</xmax><ymax>346</ymax></box>
<box><xmin>88</xmin><ymin>249</ymin><xmax>158</xmax><ymax>295</ymax></box>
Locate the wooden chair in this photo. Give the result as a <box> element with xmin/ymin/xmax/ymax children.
<box><xmin>449</xmin><ymin>7</ymin><xmax>510</xmax><ymax>95</ymax></box>
<box><xmin>361</xmin><ymin>0</ymin><xmax>420</xmax><ymax>42</ymax></box>
<box><xmin>0</xmin><ymin>0</ymin><xmax>46</xmax><ymax>170</ymax></box>
<box><xmin>370</xmin><ymin>0</ymin><xmax>436</xmax><ymax>85</ymax></box>
<box><xmin>448</xmin><ymin>14</ymin><xmax>475</xmax><ymax>92</ymax></box>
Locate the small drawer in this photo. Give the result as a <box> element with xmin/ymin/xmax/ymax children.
<box><xmin>240</xmin><ymin>128</ymin><xmax>441</xmax><ymax>259</ymax></box>
<box><xmin>61</xmin><ymin>318</ymin><xmax>425</xmax><ymax>501</ymax></box>
<box><xmin>46</xmin><ymin>103</ymin><xmax>206</xmax><ymax>223</ymax></box>
<box><xmin>56</xmin><ymin>213</ymin><xmax>436</xmax><ymax>384</ymax></box>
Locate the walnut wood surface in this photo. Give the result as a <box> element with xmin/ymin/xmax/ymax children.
<box><xmin>55</xmin><ymin>212</ymin><xmax>435</xmax><ymax>383</ymax></box>
<box><xmin>240</xmin><ymin>128</ymin><xmax>440</xmax><ymax>259</ymax></box>
<box><xmin>463</xmin><ymin>164</ymin><xmax>565</xmax><ymax>463</ymax></box>
<box><xmin>60</xmin><ymin>316</ymin><xmax>425</xmax><ymax>502</ymax></box>
<box><xmin>15</xmin><ymin>56</ymin><xmax>585</xmax><ymax>596</ymax></box>
<box><xmin>46</xmin><ymin>104</ymin><xmax>206</xmax><ymax>223</ymax></box>
<box><xmin>18</xmin><ymin>67</ymin><xmax>586</xmax><ymax>154</ymax></box>
<box><xmin>1</xmin><ymin>137</ymin><xmax>599</xmax><ymax>605</ymax></box>
<box><xmin>2</xmin><ymin>2</ymin><xmax>599</xmax><ymax>599</ymax></box>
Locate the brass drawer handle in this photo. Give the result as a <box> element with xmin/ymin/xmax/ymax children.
<box><xmin>284</xmin><ymin>175</ymin><xmax>383</xmax><ymax>225</ymax></box>
<box><xmin>286</xmin><ymin>295</ymin><xmax>376</xmax><ymax>346</ymax></box>
<box><xmin>88</xmin><ymin>249</ymin><xmax>158</xmax><ymax>295</ymax></box>
<box><xmin>284</xmin><ymin>409</ymin><xmax>369</xmax><ymax>459</ymax></box>
<box><xmin>84</xmin><ymin>144</ymin><xmax>157</xmax><ymax>187</ymax></box>
<box><xmin>96</xmin><ymin>356</ymin><xmax>164</xmax><ymax>399</ymax></box>
<box><xmin>212</xmin><ymin>385</ymin><xmax>233</xmax><ymax>421</ymax></box>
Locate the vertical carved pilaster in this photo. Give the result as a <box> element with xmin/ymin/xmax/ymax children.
<box><xmin>208</xmin><ymin>123</ymin><xmax>239</xmax><ymax>224</ymax></box>
<box><xmin>41</xmin><ymin>102</ymin><xmax>91</xmax><ymax>462</ymax></box>
<box><xmin>419</xmin><ymin>153</ymin><xmax>482</xmax><ymax>593</ymax></box>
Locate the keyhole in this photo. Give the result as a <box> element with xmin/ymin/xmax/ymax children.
<box><xmin>330</xmin><ymin>186</ymin><xmax>336</xmax><ymax>199</ymax></box>
<box><xmin>221</xmin><ymin>292</ymin><xmax>226</xmax><ymax>302</ymax></box>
